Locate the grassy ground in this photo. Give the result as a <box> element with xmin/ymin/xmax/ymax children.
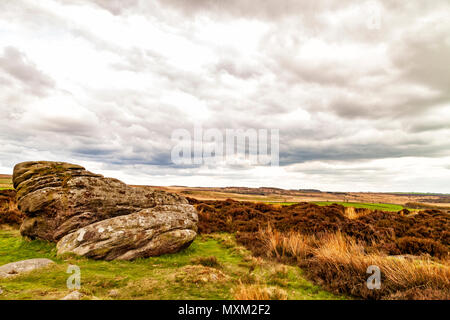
<box><xmin>0</xmin><ymin>228</ymin><xmax>344</xmax><ymax>300</ymax></box>
<box><xmin>268</xmin><ymin>201</ymin><xmax>405</xmax><ymax>212</ymax></box>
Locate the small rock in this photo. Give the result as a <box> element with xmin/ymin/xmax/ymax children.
<box><xmin>108</xmin><ymin>289</ymin><xmax>119</xmax><ymax>297</ymax></box>
<box><xmin>60</xmin><ymin>290</ymin><xmax>83</xmax><ymax>300</ymax></box>
<box><xmin>0</xmin><ymin>258</ymin><xmax>54</xmax><ymax>279</ymax></box>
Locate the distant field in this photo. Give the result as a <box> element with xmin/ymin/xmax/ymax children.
<box><xmin>268</xmin><ymin>201</ymin><xmax>405</xmax><ymax>212</ymax></box>
<box><xmin>312</xmin><ymin>201</ymin><xmax>405</xmax><ymax>212</ymax></box>
<box><xmin>390</xmin><ymin>192</ymin><xmax>450</xmax><ymax>196</ymax></box>
<box><xmin>161</xmin><ymin>186</ymin><xmax>450</xmax><ymax>209</ymax></box>
<box><xmin>0</xmin><ymin>177</ymin><xmax>13</xmax><ymax>190</ymax></box>
<box><xmin>179</xmin><ymin>189</ymin><xmax>287</xmax><ymax>202</ymax></box>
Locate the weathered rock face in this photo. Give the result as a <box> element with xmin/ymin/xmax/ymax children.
<box><xmin>13</xmin><ymin>161</ymin><xmax>198</xmax><ymax>260</ymax></box>
<box><xmin>57</xmin><ymin>204</ymin><xmax>197</xmax><ymax>260</ymax></box>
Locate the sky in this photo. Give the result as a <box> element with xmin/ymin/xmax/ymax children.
<box><xmin>0</xmin><ymin>0</ymin><xmax>449</xmax><ymax>192</ymax></box>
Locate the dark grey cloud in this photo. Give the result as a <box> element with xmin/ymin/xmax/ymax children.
<box><xmin>280</xmin><ymin>140</ymin><xmax>450</xmax><ymax>166</ymax></box>
<box><xmin>407</xmin><ymin>121</ymin><xmax>450</xmax><ymax>134</ymax></box>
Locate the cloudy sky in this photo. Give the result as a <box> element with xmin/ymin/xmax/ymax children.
<box><xmin>1</xmin><ymin>0</ymin><xmax>449</xmax><ymax>192</ymax></box>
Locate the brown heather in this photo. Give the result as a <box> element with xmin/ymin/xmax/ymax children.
<box><xmin>189</xmin><ymin>198</ymin><xmax>449</xmax><ymax>299</ymax></box>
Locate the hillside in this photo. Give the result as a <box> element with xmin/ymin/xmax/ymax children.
<box><xmin>148</xmin><ymin>186</ymin><xmax>450</xmax><ymax>210</ymax></box>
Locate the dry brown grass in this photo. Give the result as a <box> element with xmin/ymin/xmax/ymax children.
<box><xmin>8</xmin><ymin>197</ymin><xmax>18</xmax><ymax>212</ymax></box>
<box><xmin>0</xmin><ymin>190</ymin><xmax>23</xmax><ymax>226</ymax></box>
<box><xmin>344</xmin><ymin>207</ymin><xmax>373</xmax><ymax>219</ymax></box>
<box><xmin>262</xmin><ymin>228</ymin><xmax>450</xmax><ymax>299</ymax></box>
<box><xmin>313</xmin><ymin>233</ymin><xmax>449</xmax><ymax>297</ymax></box>
<box><xmin>263</xmin><ymin>225</ymin><xmax>315</xmax><ymax>261</ymax></box>
<box><xmin>233</xmin><ymin>282</ymin><xmax>288</xmax><ymax>300</ymax></box>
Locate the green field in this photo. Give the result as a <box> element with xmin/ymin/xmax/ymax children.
<box><xmin>312</xmin><ymin>201</ymin><xmax>404</xmax><ymax>211</ymax></box>
<box><xmin>268</xmin><ymin>201</ymin><xmax>405</xmax><ymax>212</ymax></box>
<box><xmin>0</xmin><ymin>229</ymin><xmax>343</xmax><ymax>300</ymax></box>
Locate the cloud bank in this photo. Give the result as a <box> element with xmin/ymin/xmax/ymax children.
<box><xmin>0</xmin><ymin>0</ymin><xmax>449</xmax><ymax>192</ymax></box>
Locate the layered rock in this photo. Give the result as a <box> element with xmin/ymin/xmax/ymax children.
<box><xmin>13</xmin><ymin>161</ymin><xmax>198</xmax><ymax>260</ymax></box>
<box><xmin>57</xmin><ymin>204</ymin><xmax>197</xmax><ymax>260</ymax></box>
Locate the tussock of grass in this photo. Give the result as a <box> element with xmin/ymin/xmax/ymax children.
<box><xmin>233</xmin><ymin>283</ymin><xmax>288</xmax><ymax>300</ymax></box>
<box><xmin>190</xmin><ymin>256</ymin><xmax>222</xmax><ymax>268</ymax></box>
<box><xmin>0</xmin><ymin>191</ymin><xmax>23</xmax><ymax>226</ymax></box>
<box><xmin>172</xmin><ymin>265</ymin><xmax>229</xmax><ymax>284</ymax></box>
<box><xmin>264</xmin><ymin>225</ymin><xmax>315</xmax><ymax>261</ymax></box>
<box><xmin>343</xmin><ymin>206</ymin><xmax>372</xmax><ymax>219</ymax></box>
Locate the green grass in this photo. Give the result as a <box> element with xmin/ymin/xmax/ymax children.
<box><xmin>268</xmin><ymin>201</ymin><xmax>404</xmax><ymax>212</ymax></box>
<box><xmin>0</xmin><ymin>229</ymin><xmax>344</xmax><ymax>300</ymax></box>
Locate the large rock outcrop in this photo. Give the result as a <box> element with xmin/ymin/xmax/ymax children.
<box><xmin>13</xmin><ymin>161</ymin><xmax>198</xmax><ymax>260</ymax></box>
